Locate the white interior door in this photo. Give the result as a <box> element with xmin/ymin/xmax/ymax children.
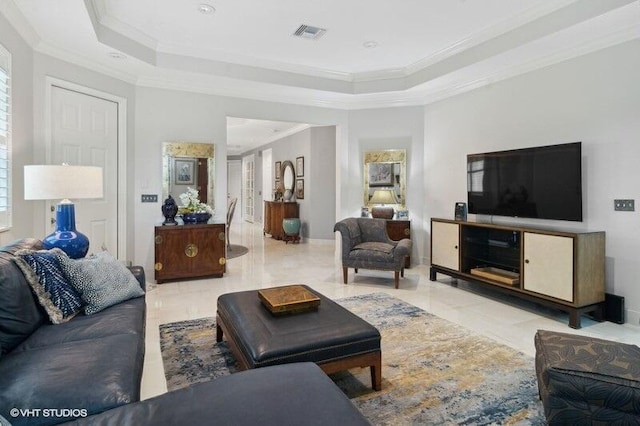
<box><xmin>227</xmin><ymin>159</ymin><xmax>242</xmax><ymax>222</ymax></box>
<box><xmin>242</xmin><ymin>154</ymin><xmax>255</xmax><ymax>223</ymax></box>
<box><xmin>261</xmin><ymin>148</ymin><xmax>272</xmax><ymax>224</ymax></box>
<box><xmin>50</xmin><ymin>86</ymin><xmax>118</xmax><ymax>256</ymax></box>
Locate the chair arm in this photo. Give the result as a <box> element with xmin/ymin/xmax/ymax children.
<box><xmin>393</xmin><ymin>239</ymin><xmax>412</xmax><ymax>263</ymax></box>
<box><xmin>334</xmin><ymin>220</ymin><xmax>358</xmax><ymax>260</ymax></box>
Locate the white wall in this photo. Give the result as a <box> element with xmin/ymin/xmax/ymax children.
<box><xmin>133</xmin><ymin>87</ymin><xmax>347</xmax><ymax>273</ymax></box>
<box><xmin>347</xmin><ymin>107</ymin><xmax>426</xmax><ymax>265</ymax></box>
<box><xmin>0</xmin><ymin>12</ymin><xmax>33</xmax><ymax>244</ymax></box>
<box><xmin>423</xmin><ymin>39</ymin><xmax>640</xmax><ymax>325</ymax></box>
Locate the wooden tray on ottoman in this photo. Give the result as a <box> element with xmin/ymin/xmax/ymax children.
<box><xmin>258</xmin><ymin>285</ymin><xmax>321</xmax><ymax>315</ymax></box>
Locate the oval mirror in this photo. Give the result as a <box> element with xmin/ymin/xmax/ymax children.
<box><xmin>281</xmin><ymin>160</ymin><xmax>295</xmax><ymax>200</ymax></box>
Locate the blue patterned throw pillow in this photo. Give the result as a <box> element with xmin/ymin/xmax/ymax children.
<box><xmin>13</xmin><ymin>248</ymin><xmax>82</xmax><ymax>324</ymax></box>
<box><xmin>59</xmin><ymin>251</ymin><xmax>144</xmax><ymax>315</ymax></box>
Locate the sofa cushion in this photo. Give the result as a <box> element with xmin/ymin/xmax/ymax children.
<box><xmin>64</xmin><ymin>363</ymin><xmax>371</xmax><ymax>426</ymax></box>
<box><xmin>0</xmin><ymin>239</ymin><xmax>48</xmax><ymax>355</ymax></box>
<box><xmin>13</xmin><ymin>248</ymin><xmax>83</xmax><ymax>324</ymax></box>
<box><xmin>59</xmin><ymin>251</ymin><xmax>145</xmax><ymax>315</ymax></box>
<box><xmin>12</xmin><ymin>297</ymin><xmax>145</xmax><ymax>353</ymax></box>
<box><xmin>0</xmin><ymin>333</ymin><xmax>144</xmax><ymax>426</ymax></box>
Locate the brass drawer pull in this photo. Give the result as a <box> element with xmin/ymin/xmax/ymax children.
<box><xmin>219</xmin><ymin>257</ymin><xmax>226</xmax><ymax>265</ymax></box>
<box><xmin>155</xmin><ymin>236</ymin><xmax>163</xmax><ymax>244</ymax></box>
<box><xmin>185</xmin><ymin>243</ymin><xmax>198</xmax><ymax>258</ymax></box>
<box><xmin>154</xmin><ymin>262</ymin><xmax>163</xmax><ymax>271</ymax></box>
<box><xmin>218</xmin><ymin>232</ymin><xmax>226</xmax><ymax>241</ymax></box>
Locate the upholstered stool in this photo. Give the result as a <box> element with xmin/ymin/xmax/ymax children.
<box><xmin>534</xmin><ymin>330</ymin><xmax>640</xmax><ymax>424</ymax></box>
<box><xmin>216</xmin><ymin>286</ymin><xmax>382</xmax><ymax>390</ymax></box>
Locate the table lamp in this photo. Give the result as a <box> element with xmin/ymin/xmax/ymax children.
<box><xmin>369</xmin><ymin>189</ymin><xmax>397</xmax><ymax>219</ymax></box>
<box><xmin>24</xmin><ymin>164</ymin><xmax>104</xmax><ymax>258</ymax></box>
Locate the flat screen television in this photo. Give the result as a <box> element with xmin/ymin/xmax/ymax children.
<box><xmin>467</xmin><ymin>142</ymin><xmax>582</xmax><ymax>222</ymax></box>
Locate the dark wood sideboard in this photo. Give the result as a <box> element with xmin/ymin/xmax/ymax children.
<box><xmin>154</xmin><ymin>223</ymin><xmax>226</xmax><ymax>283</ymax></box>
<box><xmin>264</xmin><ymin>201</ymin><xmax>299</xmax><ymax>240</ymax></box>
<box><xmin>386</xmin><ymin>219</ymin><xmax>411</xmax><ymax>268</ymax></box>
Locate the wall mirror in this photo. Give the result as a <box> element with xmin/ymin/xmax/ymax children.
<box><xmin>162</xmin><ymin>142</ymin><xmax>215</xmax><ymax>210</ymax></box>
<box><xmin>363</xmin><ymin>149</ymin><xmax>406</xmax><ymax>209</ymax></box>
<box><xmin>281</xmin><ymin>160</ymin><xmax>295</xmax><ymax>201</ymax></box>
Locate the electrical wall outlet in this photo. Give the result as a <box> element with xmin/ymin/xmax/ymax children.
<box><xmin>141</xmin><ymin>194</ymin><xmax>158</xmax><ymax>203</ymax></box>
<box><xmin>614</xmin><ymin>199</ymin><xmax>634</xmax><ymax>211</ymax></box>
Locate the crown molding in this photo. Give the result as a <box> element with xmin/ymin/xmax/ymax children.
<box><xmin>82</xmin><ymin>0</ymin><xmax>638</xmax><ymax>96</ymax></box>
<box><xmin>0</xmin><ymin>0</ymin><xmax>41</xmax><ymax>48</ymax></box>
<box><xmin>3</xmin><ymin>0</ymin><xmax>638</xmax><ymax>111</ymax></box>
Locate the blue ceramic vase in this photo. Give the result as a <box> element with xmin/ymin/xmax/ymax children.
<box><xmin>282</xmin><ymin>218</ymin><xmax>301</xmax><ymax>236</ymax></box>
<box><xmin>182</xmin><ymin>212</ymin><xmax>211</xmax><ymax>223</ymax></box>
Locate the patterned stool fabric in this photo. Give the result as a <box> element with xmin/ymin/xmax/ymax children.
<box><xmin>534</xmin><ymin>329</ymin><xmax>640</xmax><ymax>424</ymax></box>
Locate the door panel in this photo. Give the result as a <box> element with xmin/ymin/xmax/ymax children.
<box><xmin>431</xmin><ymin>221</ymin><xmax>460</xmax><ymax>271</ymax></box>
<box><xmin>51</xmin><ymin>86</ymin><xmax>118</xmax><ymax>255</ymax></box>
<box><xmin>523</xmin><ymin>232</ymin><xmax>574</xmax><ymax>302</ymax></box>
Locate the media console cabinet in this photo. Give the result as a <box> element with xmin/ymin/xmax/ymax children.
<box><xmin>430</xmin><ymin>218</ymin><xmax>605</xmax><ymax>329</ymax></box>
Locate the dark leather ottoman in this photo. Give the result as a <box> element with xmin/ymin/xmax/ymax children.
<box><xmin>216</xmin><ymin>285</ymin><xmax>382</xmax><ymax>390</ymax></box>
<box><xmin>534</xmin><ymin>329</ymin><xmax>640</xmax><ymax>425</ymax></box>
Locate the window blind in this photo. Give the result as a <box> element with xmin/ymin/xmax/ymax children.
<box><xmin>0</xmin><ymin>45</ymin><xmax>11</xmax><ymax>229</ymax></box>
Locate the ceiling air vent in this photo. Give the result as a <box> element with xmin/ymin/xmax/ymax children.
<box><xmin>293</xmin><ymin>24</ymin><xmax>327</xmax><ymax>41</ymax></box>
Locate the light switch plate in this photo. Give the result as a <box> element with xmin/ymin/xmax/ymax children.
<box><xmin>141</xmin><ymin>194</ymin><xmax>158</xmax><ymax>203</ymax></box>
<box><xmin>614</xmin><ymin>199</ymin><xmax>634</xmax><ymax>211</ymax></box>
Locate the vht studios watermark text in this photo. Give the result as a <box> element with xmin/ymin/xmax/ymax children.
<box><xmin>9</xmin><ymin>408</ymin><xmax>88</xmax><ymax>419</ymax></box>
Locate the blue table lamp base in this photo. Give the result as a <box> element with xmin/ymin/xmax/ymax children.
<box><xmin>43</xmin><ymin>203</ymin><xmax>90</xmax><ymax>259</ymax></box>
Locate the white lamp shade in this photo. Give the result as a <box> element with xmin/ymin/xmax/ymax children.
<box><xmin>370</xmin><ymin>189</ymin><xmax>398</xmax><ymax>205</ymax></box>
<box><xmin>24</xmin><ymin>165</ymin><xmax>104</xmax><ymax>200</ymax></box>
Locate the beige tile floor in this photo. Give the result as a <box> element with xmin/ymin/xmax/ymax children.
<box><xmin>141</xmin><ymin>220</ymin><xmax>640</xmax><ymax>400</ymax></box>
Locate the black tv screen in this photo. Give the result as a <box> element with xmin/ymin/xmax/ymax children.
<box><xmin>467</xmin><ymin>142</ymin><xmax>582</xmax><ymax>222</ymax></box>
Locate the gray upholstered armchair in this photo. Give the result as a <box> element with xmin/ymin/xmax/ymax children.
<box><xmin>334</xmin><ymin>217</ymin><xmax>412</xmax><ymax>289</ymax></box>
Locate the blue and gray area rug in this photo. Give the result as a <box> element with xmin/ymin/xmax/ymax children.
<box><xmin>159</xmin><ymin>293</ymin><xmax>545</xmax><ymax>425</ymax></box>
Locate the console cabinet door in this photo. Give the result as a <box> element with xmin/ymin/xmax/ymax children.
<box><xmin>431</xmin><ymin>221</ymin><xmax>460</xmax><ymax>271</ymax></box>
<box><xmin>523</xmin><ymin>232</ymin><xmax>574</xmax><ymax>302</ymax></box>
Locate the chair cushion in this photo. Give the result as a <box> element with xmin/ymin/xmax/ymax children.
<box><xmin>353</xmin><ymin>242</ymin><xmax>394</xmax><ymax>254</ymax></box>
<box><xmin>359</xmin><ymin>218</ymin><xmax>388</xmax><ymax>243</ymax></box>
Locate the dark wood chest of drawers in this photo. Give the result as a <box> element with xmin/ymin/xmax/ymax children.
<box><xmin>386</xmin><ymin>219</ymin><xmax>411</xmax><ymax>267</ymax></box>
<box><xmin>154</xmin><ymin>223</ymin><xmax>226</xmax><ymax>283</ymax></box>
<box><xmin>264</xmin><ymin>201</ymin><xmax>299</xmax><ymax>240</ymax></box>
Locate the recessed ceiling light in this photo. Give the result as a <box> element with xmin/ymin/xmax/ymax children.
<box><xmin>108</xmin><ymin>52</ymin><xmax>126</xmax><ymax>59</ymax></box>
<box><xmin>363</xmin><ymin>41</ymin><xmax>378</xmax><ymax>49</ymax></box>
<box><xmin>198</xmin><ymin>4</ymin><xmax>215</xmax><ymax>14</ymax></box>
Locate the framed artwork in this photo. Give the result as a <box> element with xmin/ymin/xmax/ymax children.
<box><xmin>295</xmin><ymin>179</ymin><xmax>304</xmax><ymax>199</ymax></box>
<box><xmin>174</xmin><ymin>159</ymin><xmax>195</xmax><ymax>185</ymax></box>
<box><xmin>296</xmin><ymin>156</ymin><xmax>304</xmax><ymax>177</ymax></box>
<box><xmin>368</xmin><ymin>163</ymin><xmax>394</xmax><ymax>187</ymax></box>
<box><xmin>275</xmin><ymin>161</ymin><xmax>282</xmax><ymax>180</ymax></box>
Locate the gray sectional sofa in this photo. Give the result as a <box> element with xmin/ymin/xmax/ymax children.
<box><xmin>0</xmin><ymin>238</ymin><xmax>370</xmax><ymax>426</ymax></box>
<box><xmin>0</xmin><ymin>238</ymin><xmax>146</xmax><ymax>426</ymax></box>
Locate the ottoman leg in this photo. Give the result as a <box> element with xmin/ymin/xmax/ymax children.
<box><xmin>342</xmin><ymin>267</ymin><xmax>349</xmax><ymax>284</ymax></box>
<box><xmin>371</xmin><ymin>352</ymin><xmax>382</xmax><ymax>391</ymax></box>
<box><xmin>216</xmin><ymin>323</ymin><xmax>223</xmax><ymax>342</ymax></box>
